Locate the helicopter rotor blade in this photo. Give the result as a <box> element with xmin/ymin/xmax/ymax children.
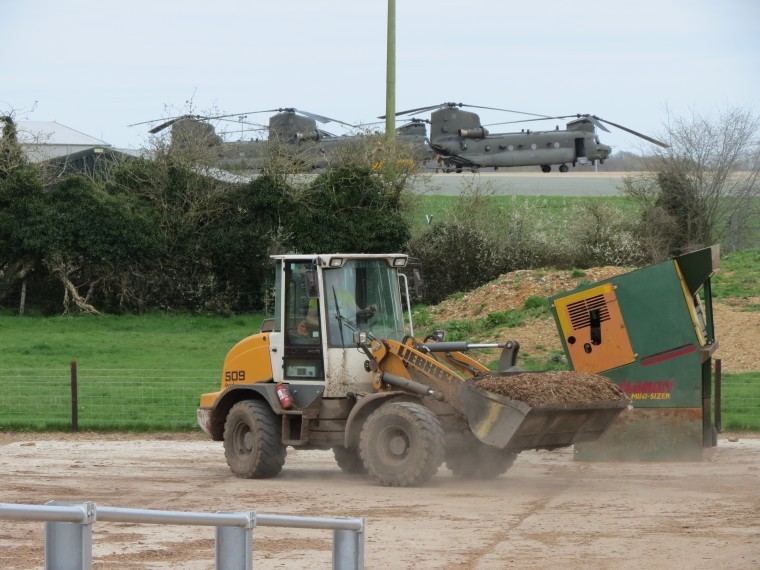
<box><xmin>128</xmin><ymin>114</ymin><xmax>198</xmax><ymax>132</ymax></box>
<box><xmin>247</xmin><ymin>107</ymin><xmax>356</xmax><ymax>128</ymax></box>
<box><xmin>292</xmin><ymin>108</ymin><xmax>356</xmax><ymax>128</ymax></box>
<box><xmin>147</xmin><ymin>115</ymin><xmax>200</xmax><ymax>134</ymax></box>
<box><xmin>463</xmin><ymin>105</ymin><xmax>558</xmax><ymax>119</ymax></box>
<box><xmin>483</xmin><ymin>115</ymin><xmax>577</xmax><ymax>128</ymax></box>
<box><xmin>128</xmin><ymin>114</ymin><xmax>195</xmax><ymax>128</ymax></box>
<box><xmin>592</xmin><ymin>116</ymin><xmax>669</xmax><ymax>148</ymax></box>
<box><xmin>128</xmin><ymin>118</ymin><xmax>169</xmax><ymax>128</ymax></box>
<box><xmin>385</xmin><ymin>103</ymin><xmax>561</xmax><ymax>120</ymax></box>
<box><xmin>148</xmin><ymin>121</ymin><xmax>174</xmax><ymax>134</ymax></box>
<box><xmin>215</xmin><ymin>117</ymin><xmax>270</xmax><ymax>129</ymax></box>
<box><xmin>290</xmin><ymin>108</ymin><xmax>331</xmax><ymax>123</ymax></box>
<box><xmin>574</xmin><ymin>114</ymin><xmax>611</xmax><ymax>133</ymax></box>
<box><xmin>380</xmin><ymin>103</ymin><xmax>460</xmax><ymax>118</ymax></box>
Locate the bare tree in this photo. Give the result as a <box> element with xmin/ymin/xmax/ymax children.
<box><xmin>623</xmin><ymin>105</ymin><xmax>759</xmax><ymax>257</ymax></box>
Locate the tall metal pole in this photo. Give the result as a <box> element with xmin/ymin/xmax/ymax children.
<box><xmin>385</xmin><ymin>0</ymin><xmax>396</xmax><ymax>147</ymax></box>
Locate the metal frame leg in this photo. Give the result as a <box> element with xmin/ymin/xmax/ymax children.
<box><xmin>44</xmin><ymin>501</ymin><xmax>95</xmax><ymax>570</ymax></box>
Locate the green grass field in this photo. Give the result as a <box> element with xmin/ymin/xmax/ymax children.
<box><xmin>0</xmin><ymin>312</ymin><xmax>265</xmax><ymax>371</ymax></box>
<box><xmin>1</xmin><ymin>244</ymin><xmax>757</xmax><ymax>432</ymax></box>
<box><xmin>711</xmin><ymin>249</ymin><xmax>760</xmax><ymax>305</ymax></box>
<box><xmin>719</xmin><ymin>372</ymin><xmax>760</xmax><ymax>431</ymax></box>
<box><xmin>407</xmin><ymin>194</ymin><xmax>641</xmax><ymax>236</ymax></box>
<box><xmin>0</xmin><ymin>313</ymin><xmax>266</xmax><ymax>431</ymax></box>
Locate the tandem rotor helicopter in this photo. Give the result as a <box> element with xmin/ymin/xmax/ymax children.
<box><xmin>129</xmin><ymin>108</ymin><xmax>432</xmax><ymax>170</ymax></box>
<box><xmin>384</xmin><ymin>102</ymin><xmax>669</xmax><ymax>173</ymax></box>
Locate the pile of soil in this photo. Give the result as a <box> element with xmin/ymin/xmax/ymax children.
<box><xmin>475</xmin><ymin>371</ymin><xmax>627</xmax><ymax>407</ymax></box>
<box><xmin>430</xmin><ymin>266</ymin><xmax>628</xmax><ymax>321</ymax></box>
<box><xmin>427</xmin><ymin>267</ymin><xmax>759</xmax><ymax>373</ymax></box>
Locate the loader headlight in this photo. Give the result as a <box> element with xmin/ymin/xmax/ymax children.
<box><xmin>353</xmin><ymin>331</ymin><xmax>368</xmax><ymax>345</ymax></box>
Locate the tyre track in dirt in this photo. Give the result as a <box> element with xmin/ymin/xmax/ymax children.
<box><xmin>459</xmin><ymin>483</ymin><xmax>573</xmax><ymax>569</ymax></box>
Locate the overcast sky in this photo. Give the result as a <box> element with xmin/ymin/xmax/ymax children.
<box><xmin>2</xmin><ymin>0</ymin><xmax>758</xmax><ymax>153</ymax></box>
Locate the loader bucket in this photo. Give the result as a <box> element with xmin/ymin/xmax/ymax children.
<box><xmin>461</xmin><ymin>380</ymin><xmax>629</xmax><ymax>451</ymax></box>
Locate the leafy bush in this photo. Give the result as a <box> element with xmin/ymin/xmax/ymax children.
<box><xmin>564</xmin><ymin>199</ymin><xmax>646</xmax><ymax>267</ymax></box>
<box><xmin>406</xmin><ymin>221</ymin><xmax>506</xmax><ymax>304</ymax></box>
<box><xmin>287</xmin><ymin>165</ymin><xmax>410</xmax><ymax>254</ymax></box>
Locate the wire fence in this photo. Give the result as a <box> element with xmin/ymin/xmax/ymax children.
<box><xmin>0</xmin><ymin>368</ymin><xmax>219</xmax><ymax>431</ymax></box>
<box><xmin>0</xmin><ymin>367</ymin><xmax>757</xmax><ymax>432</ymax></box>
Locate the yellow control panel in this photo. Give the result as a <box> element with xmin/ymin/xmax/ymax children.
<box><xmin>553</xmin><ymin>283</ymin><xmax>635</xmax><ymax>373</ymax></box>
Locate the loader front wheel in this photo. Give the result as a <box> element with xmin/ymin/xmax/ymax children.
<box><xmin>359</xmin><ymin>402</ymin><xmax>445</xmax><ymax>487</ymax></box>
<box><xmin>224</xmin><ymin>400</ymin><xmax>286</xmax><ymax>479</ymax></box>
<box><xmin>446</xmin><ymin>440</ymin><xmax>517</xmax><ymax>479</ymax></box>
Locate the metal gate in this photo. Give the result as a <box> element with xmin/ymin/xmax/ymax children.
<box><xmin>0</xmin><ymin>501</ymin><xmax>364</xmax><ymax>570</ymax></box>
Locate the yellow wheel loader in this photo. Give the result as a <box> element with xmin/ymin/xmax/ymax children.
<box><xmin>197</xmin><ymin>254</ymin><xmax>628</xmax><ymax>486</ymax></box>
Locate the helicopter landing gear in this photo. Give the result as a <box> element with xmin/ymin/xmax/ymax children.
<box><xmin>559</xmin><ymin>164</ymin><xmax>569</xmax><ymax>173</ymax></box>
<box><xmin>541</xmin><ymin>165</ymin><xmax>551</xmax><ymax>173</ymax></box>
<box><xmin>470</xmin><ymin>167</ymin><xmax>479</xmax><ymax>173</ymax></box>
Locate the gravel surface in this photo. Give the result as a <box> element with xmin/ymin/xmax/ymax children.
<box><xmin>0</xmin><ymin>432</ymin><xmax>758</xmax><ymax>568</ymax></box>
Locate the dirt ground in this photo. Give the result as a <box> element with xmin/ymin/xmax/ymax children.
<box><xmin>1</xmin><ymin>431</ymin><xmax>758</xmax><ymax>569</ymax></box>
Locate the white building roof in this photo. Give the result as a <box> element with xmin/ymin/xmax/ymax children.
<box><xmin>16</xmin><ymin>121</ymin><xmax>111</xmax><ymax>147</ymax></box>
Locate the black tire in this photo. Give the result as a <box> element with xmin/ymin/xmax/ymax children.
<box><xmin>223</xmin><ymin>400</ymin><xmax>286</xmax><ymax>479</ymax></box>
<box><xmin>332</xmin><ymin>446</ymin><xmax>367</xmax><ymax>474</ymax></box>
<box><xmin>359</xmin><ymin>402</ymin><xmax>445</xmax><ymax>487</ymax></box>
<box><xmin>446</xmin><ymin>440</ymin><xmax>517</xmax><ymax>479</ymax></box>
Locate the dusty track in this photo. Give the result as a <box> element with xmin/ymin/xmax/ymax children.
<box><xmin>1</xmin><ymin>432</ymin><xmax>758</xmax><ymax>568</ymax></box>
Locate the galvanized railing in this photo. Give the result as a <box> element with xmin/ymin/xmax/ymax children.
<box><xmin>0</xmin><ymin>501</ymin><xmax>364</xmax><ymax>570</ymax></box>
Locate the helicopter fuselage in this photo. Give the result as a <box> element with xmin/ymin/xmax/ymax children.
<box><xmin>428</xmin><ymin>107</ymin><xmax>611</xmax><ymax>172</ymax></box>
<box><xmin>430</xmin><ymin>129</ymin><xmax>611</xmax><ymax>169</ymax></box>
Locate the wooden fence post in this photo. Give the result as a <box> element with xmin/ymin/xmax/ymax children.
<box><xmin>714</xmin><ymin>358</ymin><xmax>722</xmax><ymax>433</ymax></box>
<box><xmin>71</xmin><ymin>361</ymin><xmax>79</xmax><ymax>433</ymax></box>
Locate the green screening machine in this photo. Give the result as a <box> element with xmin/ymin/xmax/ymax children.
<box><xmin>549</xmin><ymin>245</ymin><xmax>720</xmax><ymax>460</ymax></box>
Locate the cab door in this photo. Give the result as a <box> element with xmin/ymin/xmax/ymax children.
<box><xmin>281</xmin><ymin>260</ymin><xmax>325</xmax><ymax>382</ymax></box>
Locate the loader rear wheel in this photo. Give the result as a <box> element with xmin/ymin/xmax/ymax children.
<box><xmin>446</xmin><ymin>441</ymin><xmax>517</xmax><ymax>479</ymax></box>
<box><xmin>332</xmin><ymin>446</ymin><xmax>367</xmax><ymax>474</ymax></box>
<box><xmin>224</xmin><ymin>400</ymin><xmax>286</xmax><ymax>479</ymax></box>
<box><xmin>359</xmin><ymin>402</ymin><xmax>445</xmax><ymax>487</ymax></box>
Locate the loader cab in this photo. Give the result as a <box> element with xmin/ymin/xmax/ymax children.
<box><xmin>272</xmin><ymin>254</ymin><xmax>410</xmax><ymax>397</ymax></box>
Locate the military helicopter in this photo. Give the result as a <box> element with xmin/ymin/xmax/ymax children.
<box><xmin>129</xmin><ymin>108</ymin><xmax>359</xmax><ymax>170</ymax></box>
<box><xmin>130</xmin><ymin>108</ymin><xmax>432</xmax><ymax>170</ymax></box>
<box><xmin>388</xmin><ymin>102</ymin><xmax>669</xmax><ymax>173</ymax></box>
<box><xmin>129</xmin><ymin>108</ymin><xmax>352</xmax><ymax>144</ymax></box>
